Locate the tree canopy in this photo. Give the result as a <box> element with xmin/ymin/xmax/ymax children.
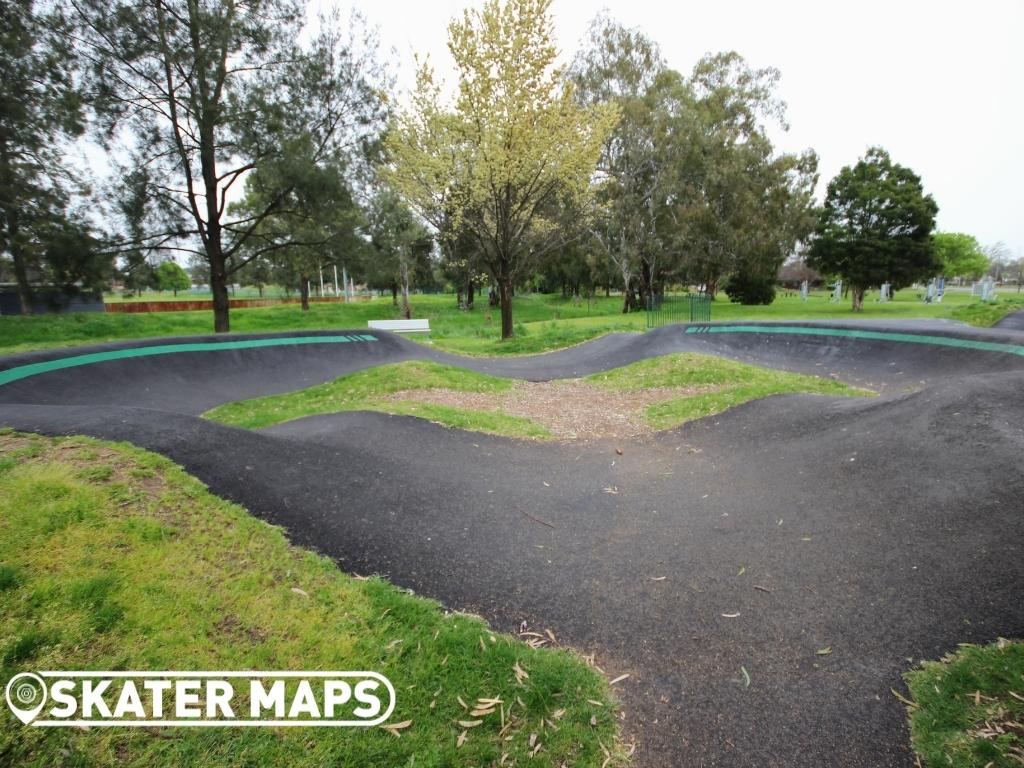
<box><xmin>933</xmin><ymin>232</ymin><xmax>988</xmax><ymax>279</ymax></box>
<box><xmin>808</xmin><ymin>147</ymin><xmax>939</xmax><ymax>310</ymax></box>
<box><xmin>72</xmin><ymin>1</ymin><xmax>389</xmax><ymax>330</ymax></box>
<box><xmin>383</xmin><ymin>0</ymin><xmax>618</xmax><ymax>338</ymax></box>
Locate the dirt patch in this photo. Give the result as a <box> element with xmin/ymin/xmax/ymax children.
<box><xmin>385</xmin><ymin>380</ymin><xmax>710</xmax><ymax>441</ymax></box>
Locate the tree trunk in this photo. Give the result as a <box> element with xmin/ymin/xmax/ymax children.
<box><xmin>466</xmin><ymin>279</ymin><xmax>474</xmax><ymax>309</ymax></box>
<box><xmin>258</xmin><ymin>284</ymin><xmax>263</xmax><ymax>298</ymax></box>
<box><xmin>498</xmin><ymin>276</ymin><xmax>514</xmax><ymax>339</ymax></box>
<box><xmin>851</xmin><ymin>286</ymin><xmax>865</xmax><ymax>311</ymax></box>
<box><xmin>400</xmin><ymin>262</ymin><xmax>411</xmax><ymax>320</ymax></box>
<box><xmin>299</xmin><ymin>276</ymin><xmax>310</xmax><ymax>311</ymax></box>
<box><xmin>209</xmin><ymin>250</ymin><xmax>230</xmax><ymax>332</ymax></box>
<box><xmin>391</xmin><ymin>281</ymin><xmax>398</xmax><ymax>306</ymax></box>
<box><xmin>6</xmin><ymin>209</ymin><xmax>32</xmax><ymax>315</ymax></box>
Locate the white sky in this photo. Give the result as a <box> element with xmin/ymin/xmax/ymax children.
<box><xmin>341</xmin><ymin>0</ymin><xmax>1023</xmax><ymax>257</ymax></box>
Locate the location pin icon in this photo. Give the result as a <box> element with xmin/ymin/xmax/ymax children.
<box><xmin>5</xmin><ymin>673</ymin><xmax>48</xmax><ymax>725</ymax></box>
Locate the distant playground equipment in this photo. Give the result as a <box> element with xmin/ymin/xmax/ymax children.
<box><xmin>971</xmin><ymin>277</ymin><xmax>998</xmax><ymax>302</ymax></box>
<box><xmin>829</xmin><ymin>279</ymin><xmax>843</xmax><ymax>303</ymax></box>
<box><xmin>367</xmin><ymin>319</ymin><xmax>431</xmax><ymax>334</ymax></box>
<box><xmin>646</xmin><ymin>292</ymin><xmax>712</xmax><ymax>328</ymax></box>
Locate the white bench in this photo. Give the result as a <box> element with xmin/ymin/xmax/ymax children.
<box><xmin>367</xmin><ymin>319</ymin><xmax>431</xmax><ymax>334</ymax></box>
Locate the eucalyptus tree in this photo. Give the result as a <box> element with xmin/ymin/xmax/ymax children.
<box><xmin>0</xmin><ymin>0</ymin><xmax>88</xmax><ymax>312</ymax></box>
<box><xmin>384</xmin><ymin>0</ymin><xmax>617</xmax><ymax>338</ymax></box>
<box><xmin>657</xmin><ymin>52</ymin><xmax>818</xmax><ymax>298</ymax></box>
<box><xmin>73</xmin><ymin>2</ymin><xmax>389</xmax><ymax>331</ymax></box>
<box><xmin>367</xmin><ymin>189</ymin><xmax>432</xmax><ymax>319</ymax></box>
<box><xmin>570</xmin><ymin>13</ymin><xmax>666</xmax><ymax>311</ymax></box>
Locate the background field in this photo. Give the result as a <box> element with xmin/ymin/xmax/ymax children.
<box><xmin>1</xmin><ymin>288</ymin><xmax>1022</xmax><ymax>357</ymax></box>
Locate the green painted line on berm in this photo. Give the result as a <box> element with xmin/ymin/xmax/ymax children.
<box><xmin>686</xmin><ymin>325</ymin><xmax>1024</xmax><ymax>356</ymax></box>
<box><xmin>0</xmin><ymin>334</ymin><xmax>378</xmax><ymax>387</ymax></box>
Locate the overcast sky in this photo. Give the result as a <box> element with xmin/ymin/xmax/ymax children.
<box><xmin>341</xmin><ymin>0</ymin><xmax>1023</xmax><ymax>257</ymax></box>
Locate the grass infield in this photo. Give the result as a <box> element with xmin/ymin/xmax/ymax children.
<box><xmin>204</xmin><ymin>355</ymin><xmax>871</xmax><ymax>437</ymax></box>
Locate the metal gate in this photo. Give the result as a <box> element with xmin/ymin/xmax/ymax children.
<box><xmin>646</xmin><ymin>293</ymin><xmax>711</xmax><ymax>328</ymax></box>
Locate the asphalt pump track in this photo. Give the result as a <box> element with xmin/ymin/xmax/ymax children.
<box><xmin>1</xmin><ymin>318</ymin><xmax>1023</xmax><ymax>767</ymax></box>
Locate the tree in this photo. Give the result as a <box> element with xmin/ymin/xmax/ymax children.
<box><xmin>1</xmin><ymin>0</ymin><xmax>87</xmax><ymax>313</ymax></box>
<box><xmin>933</xmin><ymin>232</ymin><xmax>988</xmax><ymax>279</ymax></box>
<box><xmin>75</xmin><ymin>3</ymin><xmax>389</xmax><ymax>331</ymax></box>
<box><xmin>808</xmin><ymin>148</ymin><xmax>938</xmax><ymax>310</ymax></box>
<box><xmin>570</xmin><ymin>13</ymin><xmax>665</xmax><ymax>312</ymax></box>
<box><xmin>670</xmin><ymin>53</ymin><xmax>818</xmax><ymax>298</ymax></box>
<box><xmin>230</xmin><ymin>129</ymin><xmax>366</xmax><ymax>312</ymax></box>
<box><xmin>383</xmin><ymin>0</ymin><xmax>617</xmax><ymax>338</ymax></box>
<box><xmin>368</xmin><ymin>190</ymin><xmax>432</xmax><ymax>319</ymax></box>
<box><xmin>155</xmin><ymin>259</ymin><xmax>191</xmax><ymax>295</ymax></box>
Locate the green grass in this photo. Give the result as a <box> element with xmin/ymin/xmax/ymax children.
<box><xmin>0</xmin><ymin>431</ymin><xmax>623</xmax><ymax>767</ymax></box>
<box><xmin>586</xmin><ymin>353</ymin><xmax>872</xmax><ymax>430</ymax></box>
<box><xmin>948</xmin><ymin>295</ymin><xmax>1024</xmax><ymax>327</ymax></box>
<box><xmin>904</xmin><ymin>639</ymin><xmax>1024</xmax><ymax>767</ymax></box>
<box><xmin>1</xmin><ymin>288</ymin><xmax>1020</xmax><ymax>358</ymax></box>
<box><xmin>203</xmin><ymin>360</ymin><xmax>550</xmax><ymax>438</ymax></box>
<box><xmin>206</xmin><ymin>354</ymin><xmax>870</xmax><ymax>438</ymax></box>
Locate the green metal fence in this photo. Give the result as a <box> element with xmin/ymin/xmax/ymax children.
<box><xmin>646</xmin><ymin>293</ymin><xmax>712</xmax><ymax>328</ymax></box>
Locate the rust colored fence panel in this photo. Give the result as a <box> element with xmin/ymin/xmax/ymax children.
<box><xmin>105</xmin><ymin>297</ymin><xmax>364</xmax><ymax>313</ymax></box>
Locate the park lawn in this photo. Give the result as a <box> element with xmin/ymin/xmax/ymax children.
<box><xmin>904</xmin><ymin>638</ymin><xmax>1024</xmax><ymax>768</ymax></box>
<box><xmin>1</xmin><ymin>289</ymin><xmax>1021</xmax><ymax>358</ymax></box>
<box><xmin>586</xmin><ymin>353</ymin><xmax>873</xmax><ymax>430</ymax></box>
<box><xmin>203</xmin><ymin>360</ymin><xmax>549</xmax><ymax>438</ymax></box>
<box><xmin>0</xmin><ymin>431</ymin><xmax>623</xmax><ymax>767</ymax></box>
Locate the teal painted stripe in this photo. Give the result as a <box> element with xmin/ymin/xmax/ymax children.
<box><xmin>0</xmin><ymin>334</ymin><xmax>379</xmax><ymax>387</ymax></box>
<box><xmin>685</xmin><ymin>325</ymin><xmax>1024</xmax><ymax>356</ymax></box>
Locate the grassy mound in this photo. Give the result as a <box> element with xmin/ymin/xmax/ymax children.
<box><xmin>0</xmin><ymin>432</ymin><xmax>621</xmax><ymax>767</ymax></box>
<box><xmin>204</xmin><ymin>355</ymin><xmax>871</xmax><ymax>438</ymax></box>
<box><xmin>204</xmin><ymin>360</ymin><xmax>549</xmax><ymax>437</ymax></box>
<box><xmin>586</xmin><ymin>353</ymin><xmax>872</xmax><ymax>429</ymax></box>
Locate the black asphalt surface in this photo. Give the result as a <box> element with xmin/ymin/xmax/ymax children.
<box><xmin>1</xmin><ymin>320</ymin><xmax>1023</xmax><ymax>767</ymax></box>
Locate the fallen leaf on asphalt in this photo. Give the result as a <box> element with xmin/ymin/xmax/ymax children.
<box><xmin>816</xmin><ymin>647</ymin><xmax>833</xmax><ymax>655</ymax></box>
<box><xmin>615</xmin><ymin>448</ymin><xmax>623</xmax><ymax>455</ymax></box>
<box><xmin>650</xmin><ymin>576</ymin><xmax>666</xmax><ymax>581</ymax></box>
<box><xmin>381</xmin><ymin>720</ymin><xmax>412</xmax><ymax>736</ymax></box>
<box><xmin>609</xmin><ymin>673</ymin><xmax>630</xmax><ymax>685</ymax></box>
<box><xmin>737</xmin><ymin>566</ymin><xmax>745</xmax><ymax>576</ymax></box>
<box><xmin>891</xmin><ymin>688</ymin><xmax>918</xmax><ymax>709</ymax></box>
<box><xmin>721</xmin><ymin>612</ymin><xmax>741</xmax><ymax>618</ymax></box>
<box><xmin>603</xmin><ymin>486</ymin><xmax>619</xmax><ymax>494</ymax></box>
<box><xmin>740</xmin><ymin>667</ymin><xmax>751</xmax><ymax>687</ymax></box>
<box><xmin>753</xmin><ymin>585</ymin><xmax>772</xmax><ymax>593</ymax></box>
<box><xmin>546</xmin><ymin>628</ymin><xmax>556</xmax><ymax>643</ymax></box>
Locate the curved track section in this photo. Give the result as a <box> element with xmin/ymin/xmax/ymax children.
<box><xmin>1</xmin><ymin>320</ymin><xmax>1023</xmax><ymax>768</ymax></box>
